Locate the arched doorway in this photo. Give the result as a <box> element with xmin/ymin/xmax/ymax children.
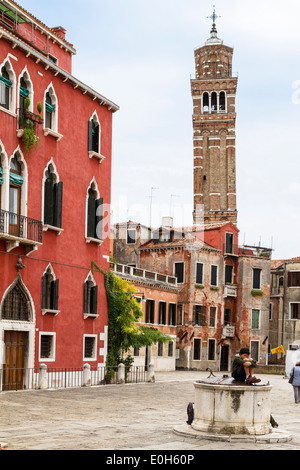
<box><xmin>1</xmin><ymin>273</ymin><xmax>34</xmax><ymax>390</ymax></box>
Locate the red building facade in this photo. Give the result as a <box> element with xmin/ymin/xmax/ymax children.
<box><xmin>0</xmin><ymin>1</ymin><xmax>119</xmax><ymax>389</ymax></box>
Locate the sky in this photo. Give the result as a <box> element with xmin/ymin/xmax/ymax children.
<box><xmin>18</xmin><ymin>0</ymin><xmax>300</xmax><ymax>260</ymax></box>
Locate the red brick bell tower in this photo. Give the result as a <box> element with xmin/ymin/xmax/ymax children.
<box><xmin>191</xmin><ymin>8</ymin><xmax>238</xmax><ymax>225</ymax></box>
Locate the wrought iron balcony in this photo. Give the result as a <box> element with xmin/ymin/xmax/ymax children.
<box><xmin>0</xmin><ymin>210</ymin><xmax>43</xmax><ymax>253</ymax></box>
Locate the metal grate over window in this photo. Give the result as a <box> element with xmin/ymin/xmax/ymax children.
<box><xmin>40</xmin><ymin>335</ymin><xmax>52</xmax><ymax>358</ymax></box>
<box><xmin>84</xmin><ymin>337</ymin><xmax>95</xmax><ymax>358</ymax></box>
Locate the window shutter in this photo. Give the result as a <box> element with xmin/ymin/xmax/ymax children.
<box><xmin>95</xmin><ymin>198</ymin><xmax>103</xmax><ymax>240</ymax></box>
<box><xmin>50</xmin><ymin>279</ymin><xmax>59</xmax><ymax>310</ymax></box>
<box><xmin>90</xmin><ymin>285</ymin><xmax>98</xmax><ymax>314</ymax></box>
<box><xmin>83</xmin><ymin>281</ymin><xmax>88</xmax><ymax>313</ymax></box>
<box><xmin>88</xmin><ymin>120</ymin><xmax>93</xmax><ymax>151</ymax></box>
<box><xmin>54</xmin><ymin>182</ymin><xmax>63</xmax><ymax>228</ymax></box>
<box><xmin>196</xmin><ymin>263</ymin><xmax>203</xmax><ymax>284</ymax></box>
<box><xmin>44</xmin><ymin>178</ymin><xmax>54</xmax><ymax>225</ymax></box>
<box><xmin>41</xmin><ymin>274</ymin><xmax>47</xmax><ymax>309</ymax></box>
<box><xmin>87</xmin><ymin>192</ymin><xmax>96</xmax><ymax>238</ymax></box>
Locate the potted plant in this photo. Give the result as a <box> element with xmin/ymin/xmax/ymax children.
<box><xmin>36</xmin><ymin>102</ymin><xmax>43</xmax><ymax>124</ymax></box>
<box><xmin>24</xmin><ymin>97</ymin><xmax>31</xmax><ymax>118</ymax></box>
<box><xmin>22</xmin><ymin>120</ymin><xmax>40</xmax><ymax>155</ymax></box>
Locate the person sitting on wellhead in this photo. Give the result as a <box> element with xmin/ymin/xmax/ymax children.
<box><xmin>232</xmin><ymin>347</ymin><xmax>261</xmax><ymax>384</ymax></box>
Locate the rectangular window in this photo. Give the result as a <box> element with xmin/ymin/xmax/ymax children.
<box><xmin>253</xmin><ymin>268</ymin><xmax>261</xmax><ymax>290</ymax></box>
<box><xmin>209</xmin><ymin>306</ymin><xmax>216</xmax><ymax>327</ymax></box>
<box><xmin>269</xmin><ymin>303</ymin><xmax>273</xmax><ymax>321</ymax></box>
<box><xmin>208</xmin><ymin>339</ymin><xmax>215</xmax><ymax>360</ymax></box>
<box><xmin>174</xmin><ymin>262</ymin><xmax>184</xmax><ymax>284</ymax></box>
<box><xmin>290</xmin><ymin>303</ymin><xmax>300</xmax><ymax>320</ymax></box>
<box><xmin>211</xmin><ymin>265</ymin><xmax>218</xmax><ymax>287</ymax></box>
<box><xmin>196</xmin><ymin>263</ymin><xmax>203</xmax><ymax>284</ymax></box>
<box><xmin>127</xmin><ymin>228</ymin><xmax>136</xmax><ymax>244</ymax></box>
<box><xmin>145</xmin><ymin>299</ymin><xmax>155</xmax><ymax>323</ymax></box>
<box><xmin>225</xmin><ymin>232</ymin><xmax>233</xmax><ymax>254</ymax></box>
<box><xmin>168</xmin><ymin>341</ymin><xmax>173</xmax><ymax>357</ymax></box>
<box><xmin>288</xmin><ymin>272</ymin><xmax>300</xmax><ymax>287</ymax></box>
<box><xmin>252</xmin><ymin>309</ymin><xmax>260</xmax><ymax>329</ymax></box>
<box><xmin>193</xmin><ymin>338</ymin><xmax>201</xmax><ymax>360</ymax></box>
<box><xmin>250</xmin><ymin>340</ymin><xmax>259</xmax><ymax>362</ymax></box>
<box><xmin>157</xmin><ymin>342</ymin><xmax>163</xmax><ymax>356</ymax></box>
<box><xmin>84</xmin><ymin>335</ymin><xmax>97</xmax><ymax>360</ymax></box>
<box><xmin>133</xmin><ymin>346</ymin><xmax>140</xmax><ymax>356</ymax></box>
<box><xmin>225</xmin><ymin>265</ymin><xmax>233</xmax><ymax>284</ymax></box>
<box><xmin>39</xmin><ymin>333</ymin><xmax>55</xmax><ymax>361</ymax></box>
<box><xmin>168</xmin><ymin>303</ymin><xmax>176</xmax><ymax>326</ymax></box>
<box><xmin>158</xmin><ymin>301</ymin><xmax>166</xmax><ymax>324</ymax></box>
<box><xmin>193</xmin><ymin>305</ymin><xmax>206</xmax><ymax>326</ymax></box>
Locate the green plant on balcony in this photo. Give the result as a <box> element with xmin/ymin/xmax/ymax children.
<box><xmin>22</xmin><ymin>120</ymin><xmax>40</xmax><ymax>155</ymax></box>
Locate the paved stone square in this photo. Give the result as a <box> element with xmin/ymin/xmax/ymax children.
<box><xmin>0</xmin><ymin>371</ymin><xmax>299</xmax><ymax>451</ymax></box>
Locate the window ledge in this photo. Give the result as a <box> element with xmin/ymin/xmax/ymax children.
<box><xmin>43</xmin><ymin>128</ymin><xmax>63</xmax><ymax>141</ymax></box>
<box><xmin>42</xmin><ymin>309</ymin><xmax>60</xmax><ymax>316</ymax></box>
<box><xmin>17</xmin><ymin>129</ymin><xmax>24</xmax><ymax>138</ymax></box>
<box><xmin>85</xmin><ymin>236</ymin><xmax>103</xmax><ymax>246</ymax></box>
<box><xmin>0</xmin><ymin>106</ymin><xmax>17</xmax><ymax>118</ymax></box>
<box><xmin>43</xmin><ymin>224</ymin><xmax>63</xmax><ymax>235</ymax></box>
<box><xmin>83</xmin><ymin>313</ymin><xmax>99</xmax><ymax>320</ymax></box>
<box><xmin>88</xmin><ymin>151</ymin><xmax>106</xmax><ymax>163</ymax></box>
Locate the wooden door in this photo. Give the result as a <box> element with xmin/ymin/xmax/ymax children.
<box><xmin>3</xmin><ymin>331</ymin><xmax>25</xmax><ymax>391</ymax></box>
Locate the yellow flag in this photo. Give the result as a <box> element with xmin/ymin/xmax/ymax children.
<box><xmin>271</xmin><ymin>345</ymin><xmax>285</xmax><ymax>354</ymax></box>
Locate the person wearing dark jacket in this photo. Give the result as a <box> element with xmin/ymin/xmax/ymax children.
<box><xmin>232</xmin><ymin>347</ymin><xmax>261</xmax><ymax>384</ymax></box>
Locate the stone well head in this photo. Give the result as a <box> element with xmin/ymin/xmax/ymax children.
<box><xmin>192</xmin><ymin>376</ymin><xmax>272</xmax><ymax>436</ymax></box>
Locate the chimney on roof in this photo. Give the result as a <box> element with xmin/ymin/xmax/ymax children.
<box><xmin>51</xmin><ymin>26</ymin><xmax>66</xmax><ymax>40</ymax></box>
<box><xmin>161</xmin><ymin>216</ymin><xmax>173</xmax><ymax>228</ymax></box>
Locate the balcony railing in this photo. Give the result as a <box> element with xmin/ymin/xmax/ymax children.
<box><xmin>17</xmin><ymin>107</ymin><xmax>43</xmax><ymax>133</ymax></box>
<box><xmin>0</xmin><ymin>210</ymin><xmax>43</xmax><ymax>244</ymax></box>
<box><xmin>222</xmin><ymin>325</ymin><xmax>235</xmax><ymax>338</ymax></box>
<box><xmin>224</xmin><ymin>284</ymin><xmax>237</xmax><ymax>297</ymax></box>
<box><xmin>110</xmin><ymin>262</ymin><xmax>177</xmax><ymax>287</ymax></box>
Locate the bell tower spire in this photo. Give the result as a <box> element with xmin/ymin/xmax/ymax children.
<box><xmin>192</xmin><ymin>8</ymin><xmax>238</xmax><ymax>225</ymax></box>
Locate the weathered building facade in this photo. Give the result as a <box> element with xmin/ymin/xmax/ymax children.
<box><xmin>269</xmin><ymin>257</ymin><xmax>300</xmax><ymax>363</ymax></box>
<box><xmin>137</xmin><ymin>222</ymin><xmax>270</xmax><ymax>371</ymax></box>
<box><xmin>110</xmin><ymin>262</ymin><xmax>178</xmax><ymax>371</ymax></box>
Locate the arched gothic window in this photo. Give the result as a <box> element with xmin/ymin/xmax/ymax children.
<box><xmin>86</xmin><ymin>182</ymin><xmax>103</xmax><ymax>241</ymax></box>
<box><xmin>1</xmin><ymin>275</ymin><xmax>32</xmax><ymax>321</ymax></box>
<box><xmin>41</xmin><ymin>265</ymin><xmax>59</xmax><ymax>312</ymax></box>
<box><xmin>43</xmin><ymin>163</ymin><xmax>63</xmax><ymax>228</ymax></box>
<box><xmin>83</xmin><ymin>274</ymin><xmax>98</xmax><ymax>316</ymax></box>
